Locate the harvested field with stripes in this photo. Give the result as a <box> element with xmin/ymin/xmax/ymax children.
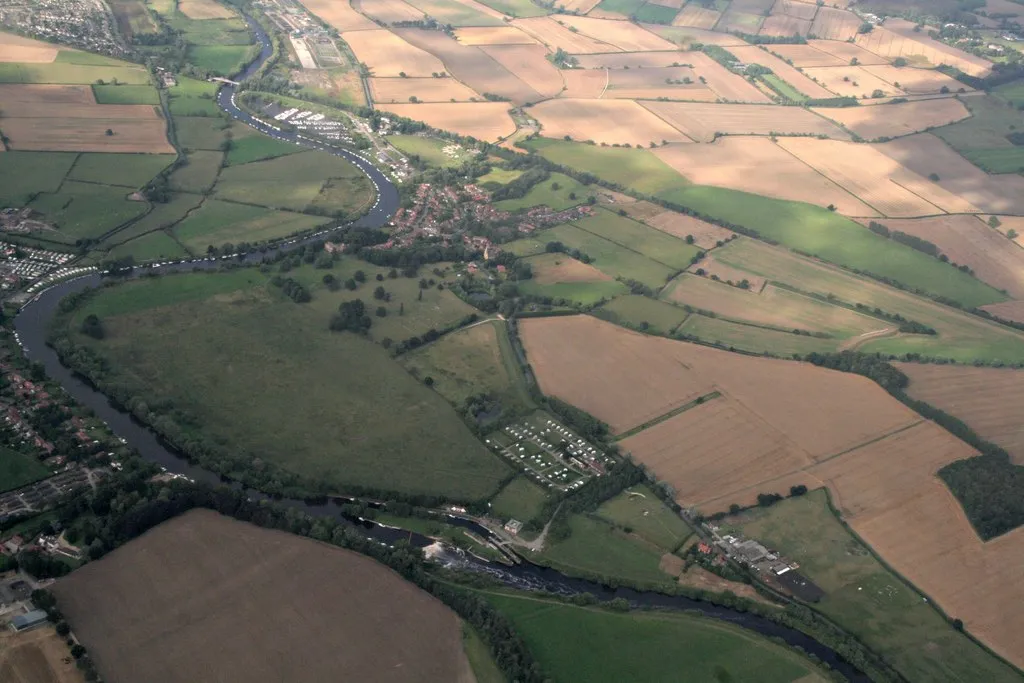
<box><xmin>801</xmin><ymin>65</ymin><xmax>903</xmax><ymax>98</ymax></box>
<box><xmin>559</xmin><ymin>68</ymin><xmax>608</xmax><ymax>97</ymax></box>
<box><xmin>653</xmin><ymin>136</ymin><xmax>879</xmax><ymax>216</ymax></box>
<box><xmin>557</xmin><ymin>15</ymin><xmax>677</xmax><ymax>51</ymax></box>
<box><xmin>809</xmin><ymin>7</ymin><xmax>862</xmax><ymax>41</ymax></box>
<box><xmin>379</xmin><ymin>101</ymin><xmax>515</xmax><ymax>139</ymax></box>
<box><xmin>685</xmin><ymin>52</ymin><xmax>774</xmax><ymax>102</ymax></box>
<box><xmin>771</xmin><ymin>0</ymin><xmax>818</xmax><ymax>20</ymax></box>
<box><xmin>512</xmin><ymin>16</ymin><xmax>619</xmax><ymax>53</ymax></box>
<box><xmin>776</xmin><ymin>137</ymin><xmax>976</xmax><ymax>217</ymax></box>
<box><xmin>646</xmin><ymin>25</ymin><xmax>749</xmax><ymax>46</ymax></box>
<box><xmin>644</xmin><ymin>210</ymin><xmax>735</xmax><ymax>248</ymax></box>
<box><xmin>758</xmin><ymin>14</ymin><xmax>811</xmax><ymax>37</ymax></box>
<box><xmin>479</xmin><ymin>44</ymin><xmax>564</xmax><ymax>98</ymax></box>
<box><xmin>672</xmin><ymin>5</ymin><xmax>722</xmax><ymax>29</ymax></box>
<box><xmin>899</xmin><ymin>364</ymin><xmax>1024</xmax><ymax>464</ymax></box>
<box><xmin>604</xmin><ymin>66</ymin><xmax>717</xmax><ymax>100</ymax></box>
<box><xmin>766</xmin><ymin>44</ymin><xmax>845</xmax><ymax>67</ymax></box>
<box><xmin>342</xmin><ymin>29</ymin><xmax>445</xmax><ymax>76</ymax></box>
<box><xmin>356</xmin><ymin>0</ymin><xmax>425</xmax><ymax>24</ymax></box>
<box><xmin>726</xmin><ymin>45</ymin><xmax>835</xmax><ymax>98</ymax></box>
<box><xmin>807</xmin><ymin>38</ymin><xmax>889</xmax><ymax>65</ymax></box>
<box><xmin>575</xmin><ymin>51</ymin><xmax>689</xmax><ymax>69</ymax></box>
<box><xmin>863</xmin><ymin>64</ymin><xmax>969</xmax><ymax>94</ymax></box>
<box><xmin>528</xmin><ymin>252</ymin><xmax>612</xmax><ymax>284</ymax></box>
<box><xmin>300</xmin><ymin>0</ymin><xmax>379</xmax><ymax>31</ymax></box>
<box><xmin>454</xmin><ymin>25</ymin><xmax>538</xmax><ymax>44</ymax></box>
<box><xmin>369</xmin><ymin>77</ymin><xmax>480</xmax><ymax>102</ymax></box>
<box><xmin>639</xmin><ymin>101</ymin><xmax>847</xmax><ymax>142</ymax></box>
<box><xmin>531</xmin><ymin>99</ymin><xmax>691</xmax><ymax>145</ymax></box>
<box><xmin>812</xmin><ymin>98</ymin><xmax>970</xmax><ymax>140</ymax></box>
<box><xmin>557</xmin><ymin>0</ymin><xmax>602</xmax><ymax>13</ymax></box>
<box><xmin>856</xmin><ymin>18</ymin><xmax>992</xmax><ymax>77</ymax></box>
<box><xmin>717</xmin><ymin>10</ymin><xmax>764</xmax><ymax>34</ymax></box>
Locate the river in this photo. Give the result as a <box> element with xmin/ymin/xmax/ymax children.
<box><xmin>10</xmin><ymin>15</ymin><xmax>869</xmax><ymax>681</ymax></box>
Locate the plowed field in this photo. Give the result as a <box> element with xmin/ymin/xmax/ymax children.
<box><xmin>52</xmin><ymin>510</ymin><xmax>474</xmax><ymax>683</ymax></box>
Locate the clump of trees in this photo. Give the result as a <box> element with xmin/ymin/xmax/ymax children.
<box><xmin>330</xmin><ymin>299</ymin><xmax>371</xmax><ymax>333</ymax></box>
<box><xmin>270</xmin><ymin>276</ymin><xmax>311</xmax><ymax>303</ymax></box>
<box><xmin>79</xmin><ymin>314</ymin><xmax>104</xmax><ymax>340</ymax></box>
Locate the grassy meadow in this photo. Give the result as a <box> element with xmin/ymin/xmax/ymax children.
<box><xmin>489</xmin><ymin>476</ymin><xmax>549</xmax><ymax>523</ymax></box>
<box><xmin>67</xmin><ymin>153</ymin><xmax>174</xmax><ymax>188</ymax></box>
<box><xmin>495</xmin><ymin>173</ymin><xmax>594</xmax><ymax>212</ymax></box>
<box><xmin>0</xmin><ymin>447</ymin><xmax>51</xmax><ymax>493</ymax></box>
<box><xmin>593</xmin><ymin>295</ymin><xmax>689</xmax><ymax>335</ymax></box>
<box><xmin>0</xmin><ymin>151</ymin><xmax>79</xmax><ymax>206</ymax></box>
<box><xmin>483</xmin><ymin>592</ymin><xmax>826</xmax><ymax>683</ymax></box>
<box><xmin>677</xmin><ymin>314</ymin><xmax>838</xmax><ymax>355</ymax></box>
<box><xmin>63</xmin><ymin>267</ymin><xmax>510</xmax><ymax>500</ymax></box>
<box><xmin>726</xmin><ymin>489</ymin><xmax>1023</xmax><ymax>683</ymax></box>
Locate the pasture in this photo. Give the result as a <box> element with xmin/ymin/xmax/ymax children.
<box><xmin>388</xmin><ymin>134</ymin><xmax>475</xmax><ymax>167</ymax></box>
<box><xmin>594</xmin><ymin>295</ymin><xmax>689</xmax><ymax>335</ymax></box>
<box><xmin>171</xmin><ymin>200</ymin><xmax>326</xmax><ymax>251</ymax></box>
<box><xmin>167</xmin><ymin>150</ymin><xmax>223</xmax><ymax>193</ymax></box>
<box><xmin>91</xmin><ymin>83</ymin><xmax>160</xmax><ymax>104</ymax></box>
<box><xmin>66</xmin><ymin>152</ymin><xmax>173</xmax><ymax>188</ymax></box>
<box><xmin>728</xmin><ymin>489</ymin><xmax>1024</xmax><ymax>683</ymax></box>
<box><xmin>187</xmin><ymin>44</ymin><xmax>254</xmax><ymax>77</ymax></box>
<box><xmin>398</xmin><ymin>319</ymin><xmax>531</xmax><ymax>410</ymax></box>
<box><xmin>933</xmin><ymin>95</ymin><xmax>1024</xmax><ymax>175</ymax></box>
<box><xmin>28</xmin><ymin>181</ymin><xmax>149</xmax><ymax>243</ymax></box>
<box><xmin>573</xmin><ymin>209</ymin><xmax>701</xmax><ymax>270</ymax></box>
<box><xmin>677</xmin><ymin>313</ymin><xmax>838</xmax><ymax>355</ymax></box>
<box><xmin>108</xmin><ymin>230</ymin><xmax>189</xmax><ymax>262</ymax></box>
<box><xmin>0</xmin><ymin>151</ymin><xmax>77</xmax><ymax>206</ymax></box>
<box><xmin>224</xmin><ymin>136</ymin><xmax>303</xmax><ymax>165</ymax></box>
<box><xmin>596</xmin><ymin>485</ymin><xmax>692</xmax><ymax>550</ymax></box>
<box><xmin>494</xmin><ymin>172</ymin><xmax>593</xmax><ymax>211</ymax></box>
<box><xmin>167</xmin><ymin>77</ymin><xmax>221</xmax><ymax>116</ymax></box>
<box><xmin>64</xmin><ymin>268</ymin><xmax>509</xmax><ymax>499</ymax></box>
<box><xmin>0</xmin><ymin>446</ymin><xmax>50</xmax><ymax>493</ymax></box>
<box><xmin>53</xmin><ymin>510</ymin><xmax>477</xmax><ymax>683</ymax></box>
<box><xmin>484</xmin><ymin>592</ymin><xmax>827</xmax><ymax>683</ymax></box>
<box><xmin>489</xmin><ymin>475</ymin><xmax>549</xmax><ymax>522</ymax></box>
<box><xmin>899</xmin><ymin>364</ymin><xmax>1024</xmax><ymax>464</ymax></box>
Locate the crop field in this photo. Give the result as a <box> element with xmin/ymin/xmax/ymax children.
<box><xmin>855</xmin><ymin>18</ymin><xmax>993</xmax><ymax>77</ymax></box>
<box><xmin>603</xmin><ymin>66</ymin><xmax>717</xmax><ymax>101</ymax></box>
<box><xmin>859</xmin><ymin>215</ymin><xmax>1024</xmax><ymax>298</ymax></box>
<box><xmin>399</xmin><ymin>319</ymin><xmax>530</xmax><ymax>409</ymax></box>
<box><xmin>171</xmin><ymin>201</ymin><xmax>327</xmax><ymax>251</ymax></box>
<box><xmin>478</xmin><ymin>44</ymin><xmax>564</xmax><ymax>99</ymax></box>
<box><xmin>800</xmin><ymin>65</ymin><xmax>903</xmax><ymax>98</ymax></box>
<box><xmin>370</xmin><ymin>77</ymin><xmax>481</xmax><ymax>103</ymax></box>
<box><xmin>662</xmin><ymin>274</ymin><xmax>884</xmax><ymax>339</ymax></box>
<box><xmin>520</xmin><ymin>253</ymin><xmax>627</xmax><ymax>304</ymax></box>
<box><xmin>684</xmin><ymin>52</ymin><xmax>773</xmax><ymax>101</ymax></box>
<box><xmin>65</xmin><ymin>269</ymin><xmax>509</xmax><ymax>498</ymax></box>
<box><xmin>876</xmin><ymin>134</ymin><xmax>1024</xmax><ymax>215</ymax></box>
<box><xmin>652</xmin><ymin>137</ymin><xmax>879</xmax><ymax>216</ymax></box>
<box><xmin>638</xmin><ymin>101</ymin><xmax>846</xmax><ymax>141</ymax></box>
<box><xmin>727</xmin><ymin>489</ymin><xmax>1024</xmax><ymax>683</ymax></box>
<box><xmin>53</xmin><ymin>510</ymin><xmax>476</xmax><ymax>683</ymax></box>
<box><xmin>358</xmin><ymin>0</ymin><xmax>429</xmax><ymax>24</ymax></box>
<box><xmin>556</xmin><ymin>15</ymin><xmax>676</xmax><ymax>51</ymax></box>
<box><xmin>775</xmin><ymin>137</ymin><xmax>970</xmax><ymax>216</ymax></box>
<box><xmin>677</xmin><ymin>313</ymin><xmax>837</xmax><ymax>355</ymax></box>
<box><xmin>342</xmin><ymin>29</ymin><xmax>446</xmax><ymax>77</ymax></box>
<box><xmin>299</xmin><ymin>0</ymin><xmax>379</xmax><ymax>31</ymax></box>
<box><xmin>213</xmin><ymin>151</ymin><xmax>374</xmax><ymax>215</ymax></box>
<box><xmin>511</xmin><ymin>17</ymin><xmax>620</xmax><ymax>53</ymax></box>
<box><xmin>813</xmin><ymin>98</ymin><xmax>970</xmax><ymax>141</ymax></box>
<box><xmin>766</xmin><ymin>43</ymin><xmax>845</xmax><ymax>67</ymax></box>
<box><xmin>899</xmin><ymin>364</ymin><xmax>1024</xmax><ymax>464</ymax></box>
<box><xmin>403</xmin><ymin>0</ymin><xmax>505</xmax><ymax>26</ymax></box>
<box><xmin>67</xmin><ymin>152</ymin><xmax>174</xmax><ymax>187</ymax></box>
<box><xmin>530</xmin><ymin>138</ymin><xmax>1010</xmax><ymax>307</ymax></box>
<box><xmin>710</xmin><ymin>237</ymin><xmax>1024</xmax><ymax>362</ymax></box>
<box><xmin>454</xmin><ymin>25</ymin><xmax>538</xmax><ymax>44</ymax></box>
<box><xmin>808</xmin><ymin>7</ymin><xmax>862</xmax><ymax>40</ymax></box>
<box><xmin>525</xmin><ymin>222</ymin><xmax>675</xmax><ymax>288</ymax></box>
<box><xmin>0</xmin><ymin>60</ymin><xmax>150</xmax><ymax>85</ymax></box>
<box><xmin>381</xmin><ymin>102</ymin><xmax>515</xmax><ymax>140</ymax></box>
<box><xmin>0</xmin><ymin>83</ymin><xmax>173</xmax><ymax>153</ymax></box>
<box><xmin>933</xmin><ymin>95</ymin><xmax>1024</xmax><ymax>172</ymax></box>
<box><xmin>672</xmin><ymin>4</ymin><xmax>722</xmax><ymax>28</ymax></box>
<box><xmin>395</xmin><ymin>29</ymin><xmax>544</xmax><ymax>105</ymax></box>
<box><xmin>574</xmin><ymin>209</ymin><xmax>701</xmax><ymax>269</ymax></box>
<box><xmin>0</xmin><ymin>623</ymin><xmax>84</xmax><ymax>683</ymax></box>
<box><xmin>0</xmin><ymin>31</ymin><xmax>59</xmax><ymax>63</ymax></box>
<box><xmin>808</xmin><ymin>422</ymin><xmax>1024</xmax><ymax>670</ymax></box>
<box><xmin>531</xmin><ymin>99</ymin><xmax>690</xmax><ymax>145</ymax></box>
<box><xmin>594</xmin><ymin>295</ymin><xmax>689</xmax><ymax>334</ymax></box>
<box><xmin>484</xmin><ymin>592</ymin><xmax>826</xmax><ymax>683</ymax></box>
<box><xmin>806</xmin><ymin>38</ymin><xmax>888</xmax><ymax>65</ymax></box>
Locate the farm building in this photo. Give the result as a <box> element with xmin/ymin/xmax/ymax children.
<box><xmin>10</xmin><ymin>609</ymin><xmax>48</xmax><ymax>632</ymax></box>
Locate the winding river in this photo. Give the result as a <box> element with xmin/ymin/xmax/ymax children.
<box><xmin>11</xmin><ymin>16</ymin><xmax>869</xmax><ymax>682</ymax></box>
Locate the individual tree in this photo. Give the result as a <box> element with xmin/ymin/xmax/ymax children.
<box><xmin>354</xmin><ymin>270</ymin><xmax>366</xmax><ymax>283</ymax></box>
<box><xmin>376</xmin><ymin>306</ymin><xmax>387</xmax><ymax>317</ymax></box>
<box><xmin>344</xmin><ymin>278</ymin><xmax>357</xmax><ymax>290</ymax></box>
<box><xmin>373</xmin><ymin>285</ymin><xmax>387</xmax><ymax>300</ymax></box>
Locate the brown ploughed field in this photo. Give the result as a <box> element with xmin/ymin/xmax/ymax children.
<box><xmin>899</xmin><ymin>363</ymin><xmax>1024</xmax><ymax>464</ymax></box>
<box><xmin>52</xmin><ymin>510</ymin><xmax>474</xmax><ymax>683</ymax></box>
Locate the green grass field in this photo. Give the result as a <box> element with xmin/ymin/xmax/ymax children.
<box><xmin>489</xmin><ymin>476</ymin><xmax>548</xmax><ymax>522</ymax></box>
<box><xmin>0</xmin><ymin>447</ymin><xmax>51</xmax><ymax>493</ymax></box>
<box><xmin>462</xmin><ymin>626</ymin><xmax>505</xmax><ymax>683</ymax></box>
<box><xmin>213</xmin><ymin>151</ymin><xmax>374</xmax><ymax>215</ymax></box>
<box><xmin>0</xmin><ymin>151</ymin><xmax>78</xmax><ymax>206</ymax></box>
<box><xmin>187</xmin><ymin>45</ymin><xmax>254</xmax><ymax>77</ymax></box>
<box><xmin>494</xmin><ymin>173</ymin><xmax>593</xmax><ymax>212</ymax></box>
<box><xmin>514</xmin><ymin>224</ymin><xmax>674</xmax><ymax>289</ymax></box>
<box><xmin>484</xmin><ymin>592</ymin><xmax>825</xmax><ymax>683</ymax></box>
<box><xmin>167</xmin><ymin>151</ymin><xmax>223</xmax><ymax>193</ymax></box>
<box><xmin>762</xmin><ymin>74</ymin><xmax>807</xmax><ymax>102</ymax></box>
<box><xmin>476</xmin><ymin>167</ymin><xmax>523</xmax><ymax>186</ymax></box>
<box><xmin>390</xmin><ymin>135</ymin><xmax>475</xmax><ymax>168</ymax></box>
<box><xmin>64</xmin><ymin>267</ymin><xmax>509</xmax><ymax>499</ymax></box>
<box><xmin>91</xmin><ymin>84</ymin><xmax>160</xmax><ymax>104</ymax></box>
<box><xmin>100</xmin><ymin>192</ymin><xmax>203</xmax><ymax>248</ymax></box>
<box><xmin>174</xmin><ymin>116</ymin><xmax>232</xmax><ymax>149</ymax></box>
<box><xmin>527</xmin><ymin>138</ymin><xmax>1004</xmax><ymax>308</ymax></box>
<box><xmin>677</xmin><ymin>314</ymin><xmax>838</xmax><ymax>356</ymax></box>
<box><xmin>464</xmin><ymin>0</ymin><xmax>548</xmax><ymax>17</ymax></box>
<box><xmin>595</xmin><ymin>485</ymin><xmax>692</xmax><ymax>551</ymax></box>
<box><xmin>399</xmin><ymin>319</ymin><xmax>531</xmax><ymax>411</ymax></box>
<box><xmin>519</xmin><ymin>279</ymin><xmax>629</xmax><ymax>305</ymax></box>
<box><xmin>960</xmin><ymin>147</ymin><xmax>1024</xmax><ymax>174</ymax></box>
<box><xmin>574</xmin><ymin>209</ymin><xmax>701</xmax><ymax>270</ymax></box>
<box><xmin>108</xmin><ymin>229</ymin><xmax>189</xmax><ymax>262</ymax></box>
<box><xmin>595</xmin><ymin>0</ymin><xmax>646</xmax><ymax>16</ymax></box>
<box><xmin>168</xmin><ymin>77</ymin><xmax>222</xmax><ymax>117</ymax></box>
<box><xmin>934</xmin><ymin>95</ymin><xmax>1024</xmax><ymax>152</ymax></box>
<box><xmin>726</xmin><ymin>489</ymin><xmax>1022</xmax><ymax>683</ymax></box>
<box><xmin>994</xmin><ymin>80</ymin><xmax>1024</xmax><ymax>107</ymax></box>
<box><xmin>225</xmin><ymin>136</ymin><xmax>304</xmax><ymax>166</ymax></box>
<box><xmin>172</xmin><ymin>199</ymin><xmax>326</xmax><ymax>251</ymax></box>
<box><xmin>593</xmin><ymin>295</ymin><xmax>688</xmax><ymax>334</ymax></box>
<box><xmin>0</xmin><ymin>62</ymin><xmax>150</xmax><ymax>84</ymax></box>
<box><xmin>67</xmin><ymin>153</ymin><xmax>174</xmax><ymax>188</ymax></box>
<box><xmin>28</xmin><ymin>181</ymin><xmax>149</xmax><ymax>243</ymax></box>
<box><xmin>711</xmin><ymin>238</ymin><xmax>1024</xmax><ymax>362</ymax></box>
<box><xmin>633</xmin><ymin>2</ymin><xmax>679</xmax><ymax>23</ymax></box>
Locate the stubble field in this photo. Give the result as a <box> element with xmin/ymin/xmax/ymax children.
<box><xmin>0</xmin><ymin>32</ymin><xmax>59</xmax><ymax>63</ymax></box>
<box><xmin>531</xmin><ymin>99</ymin><xmax>690</xmax><ymax>145</ymax></box>
<box><xmin>380</xmin><ymin>102</ymin><xmax>516</xmax><ymax>140</ymax></box>
<box><xmin>53</xmin><ymin>510</ymin><xmax>475</xmax><ymax>683</ymax></box>
<box><xmin>639</xmin><ymin>101</ymin><xmax>846</xmax><ymax>141</ymax></box>
<box><xmin>812</xmin><ymin>98</ymin><xmax>970</xmax><ymax>141</ymax></box>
